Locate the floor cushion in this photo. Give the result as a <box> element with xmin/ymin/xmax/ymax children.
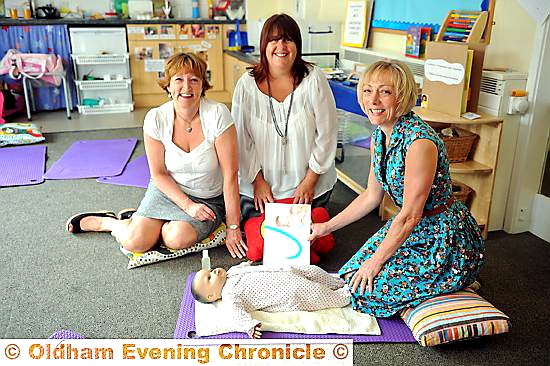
<box><xmin>400</xmin><ymin>288</ymin><xmax>511</xmax><ymax>346</ymax></box>
<box><xmin>119</xmin><ymin>223</ymin><xmax>226</xmax><ymax>269</ymax></box>
<box><xmin>0</xmin><ymin>122</ymin><xmax>45</xmax><ymax>146</ymax></box>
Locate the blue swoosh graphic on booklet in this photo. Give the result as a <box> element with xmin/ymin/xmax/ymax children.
<box><xmin>264</xmin><ymin>225</ymin><xmax>303</xmax><ymax>259</ymax></box>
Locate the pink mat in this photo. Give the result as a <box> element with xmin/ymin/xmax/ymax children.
<box><xmin>0</xmin><ymin>144</ymin><xmax>46</xmax><ymax>187</ymax></box>
<box><xmin>174</xmin><ymin>273</ymin><xmax>415</xmax><ymax>342</ymax></box>
<box><xmin>96</xmin><ymin>155</ymin><xmax>150</xmax><ymax>188</ymax></box>
<box><xmin>44</xmin><ymin>138</ymin><xmax>137</xmax><ymax>180</ymax></box>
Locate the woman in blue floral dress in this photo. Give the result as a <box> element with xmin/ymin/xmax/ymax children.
<box><xmin>310</xmin><ymin>60</ymin><xmax>484</xmax><ymax>317</ymax></box>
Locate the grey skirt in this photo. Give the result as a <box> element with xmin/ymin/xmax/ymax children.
<box><xmin>135</xmin><ymin>181</ymin><xmax>225</xmax><ymax>241</ymax></box>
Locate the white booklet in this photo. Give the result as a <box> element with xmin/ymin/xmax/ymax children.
<box><xmin>263</xmin><ymin>203</ymin><xmax>311</xmax><ymax>266</ymax></box>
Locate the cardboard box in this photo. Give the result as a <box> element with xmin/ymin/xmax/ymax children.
<box><xmin>422</xmin><ymin>41</ymin><xmax>469</xmax><ymax>117</ymax></box>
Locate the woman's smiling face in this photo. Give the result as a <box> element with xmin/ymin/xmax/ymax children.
<box><xmin>265</xmin><ymin>31</ymin><xmax>297</xmax><ymax>73</ymax></box>
<box><xmin>169</xmin><ymin>71</ymin><xmax>203</xmax><ymax>106</ymax></box>
<box><xmin>361</xmin><ymin>72</ymin><xmax>399</xmax><ymax>129</ymax></box>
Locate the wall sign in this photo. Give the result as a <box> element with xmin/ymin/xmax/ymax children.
<box><xmin>342</xmin><ymin>0</ymin><xmax>372</xmax><ymax>48</ymax></box>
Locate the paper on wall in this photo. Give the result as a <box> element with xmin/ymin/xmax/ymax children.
<box><xmin>144</xmin><ymin>59</ymin><xmax>165</xmax><ymax>72</ymax></box>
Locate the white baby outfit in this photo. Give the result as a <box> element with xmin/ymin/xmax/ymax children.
<box><xmin>221</xmin><ymin>263</ymin><xmax>351</xmax><ymax>337</ymax></box>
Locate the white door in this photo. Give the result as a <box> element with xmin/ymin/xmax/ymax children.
<box><xmin>505</xmin><ymin>18</ymin><xmax>550</xmax><ymax>242</ymax></box>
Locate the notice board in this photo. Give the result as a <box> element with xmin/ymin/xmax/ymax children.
<box><xmin>371</xmin><ymin>0</ymin><xmax>492</xmax><ymax>34</ymax></box>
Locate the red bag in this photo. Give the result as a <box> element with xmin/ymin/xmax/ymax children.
<box><xmin>0</xmin><ymin>49</ymin><xmax>64</xmax><ymax>86</ymax></box>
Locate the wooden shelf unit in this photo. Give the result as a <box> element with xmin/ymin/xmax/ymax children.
<box><xmin>223</xmin><ymin>52</ymin><xmax>252</xmax><ymax>98</ymax></box>
<box><xmin>126</xmin><ymin>23</ymin><xmax>229</xmax><ymax>107</ymax></box>
<box><xmin>379</xmin><ymin>107</ymin><xmax>502</xmax><ymax>238</ymax></box>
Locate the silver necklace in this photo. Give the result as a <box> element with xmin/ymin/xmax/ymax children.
<box><xmin>178</xmin><ymin>110</ymin><xmax>199</xmax><ymax>133</ymax></box>
<box><xmin>267</xmin><ymin>78</ymin><xmax>294</xmax><ymax>145</ymax></box>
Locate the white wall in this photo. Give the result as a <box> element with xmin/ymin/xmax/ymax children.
<box><xmin>249</xmin><ymin>0</ymin><xmax>345</xmax><ymax>23</ymax></box>
<box><xmin>247</xmin><ymin>1</ymin><xmax>536</xmax><ymax>72</ymax></box>
<box><xmin>354</xmin><ymin>0</ymin><xmax>537</xmax><ymax>73</ymax></box>
<box><xmin>484</xmin><ymin>0</ymin><xmax>536</xmax><ymax>73</ymax></box>
<box><xmin>246</xmin><ymin>0</ymin><xmax>285</xmax><ymax>20</ymax></box>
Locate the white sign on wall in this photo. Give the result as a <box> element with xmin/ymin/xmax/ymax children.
<box><xmin>342</xmin><ymin>0</ymin><xmax>371</xmax><ymax>48</ymax></box>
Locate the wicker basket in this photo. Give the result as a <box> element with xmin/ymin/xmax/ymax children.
<box><xmin>452</xmin><ymin>180</ymin><xmax>472</xmax><ymax>205</ymax></box>
<box><xmin>437</xmin><ymin>127</ymin><xmax>479</xmax><ymax>163</ymax></box>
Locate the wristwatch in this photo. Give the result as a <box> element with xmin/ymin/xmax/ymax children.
<box><xmin>227</xmin><ymin>224</ymin><xmax>239</xmax><ymax>230</ymax></box>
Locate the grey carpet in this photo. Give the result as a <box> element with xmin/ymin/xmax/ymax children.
<box><xmin>1</xmin><ymin>127</ymin><xmax>549</xmax><ymax>365</ymax></box>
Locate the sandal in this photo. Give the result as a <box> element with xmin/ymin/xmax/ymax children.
<box><xmin>66</xmin><ymin>211</ymin><xmax>117</xmax><ymax>233</ymax></box>
<box><xmin>117</xmin><ymin>208</ymin><xmax>137</xmax><ymax>220</ymax></box>
<box><xmin>466</xmin><ymin>276</ymin><xmax>483</xmax><ymax>292</ymax></box>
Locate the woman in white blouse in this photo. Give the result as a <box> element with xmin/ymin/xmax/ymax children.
<box><xmin>231</xmin><ymin>14</ymin><xmax>337</xmax><ymax>260</ymax></box>
<box><xmin>66</xmin><ymin>53</ymin><xmax>247</xmax><ymax>259</ymax></box>
<box><xmin>232</xmin><ymin>13</ymin><xmax>338</xmax><ymax>261</ymax></box>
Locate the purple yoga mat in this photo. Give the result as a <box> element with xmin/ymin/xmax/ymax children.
<box><xmin>0</xmin><ymin>145</ymin><xmax>46</xmax><ymax>187</ymax></box>
<box><xmin>96</xmin><ymin>155</ymin><xmax>150</xmax><ymax>188</ymax></box>
<box><xmin>49</xmin><ymin>330</ymin><xmax>86</xmax><ymax>339</ymax></box>
<box><xmin>43</xmin><ymin>138</ymin><xmax>137</xmax><ymax>180</ymax></box>
<box><xmin>174</xmin><ymin>273</ymin><xmax>415</xmax><ymax>343</ymax></box>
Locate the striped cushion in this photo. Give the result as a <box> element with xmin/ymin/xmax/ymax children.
<box><xmin>400</xmin><ymin>289</ymin><xmax>511</xmax><ymax>346</ymax></box>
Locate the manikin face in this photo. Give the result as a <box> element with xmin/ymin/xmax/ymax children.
<box><xmin>265</xmin><ymin>32</ymin><xmax>297</xmax><ymax>73</ymax></box>
<box><xmin>361</xmin><ymin>72</ymin><xmax>399</xmax><ymax>130</ymax></box>
<box><xmin>193</xmin><ymin>267</ymin><xmax>227</xmax><ymax>302</ymax></box>
<box><xmin>168</xmin><ymin>71</ymin><xmax>203</xmax><ymax>107</ymax></box>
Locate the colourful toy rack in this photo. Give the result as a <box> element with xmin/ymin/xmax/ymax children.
<box><xmin>436</xmin><ymin>10</ymin><xmax>489</xmax><ymax>44</ymax></box>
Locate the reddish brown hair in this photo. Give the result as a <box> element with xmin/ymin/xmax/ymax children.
<box><xmin>157</xmin><ymin>52</ymin><xmax>212</xmax><ymax>97</ymax></box>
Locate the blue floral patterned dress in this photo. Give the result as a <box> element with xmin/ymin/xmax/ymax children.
<box><xmin>338</xmin><ymin>112</ymin><xmax>484</xmax><ymax>317</ymax></box>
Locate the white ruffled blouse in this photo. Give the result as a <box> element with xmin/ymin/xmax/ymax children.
<box><xmin>232</xmin><ymin>66</ymin><xmax>338</xmax><ymax>199</ymax></box>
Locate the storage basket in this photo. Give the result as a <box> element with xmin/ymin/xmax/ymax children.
<box><xmin>437</xmin><ymin>127</ymin><xmax>479</xmax><ymax>163</ymax></box>
<box><xmin>452</xmin><ymin>180</ymin><xmax>472</xmax><ymax>205</ymax></box>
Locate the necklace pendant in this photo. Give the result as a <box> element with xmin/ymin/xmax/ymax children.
<box><xmin>186</xmin><ymin>127</ymin><xmax>192</xmax><ymax>133</ymax></box>
<box><xmin>282</xmin><ymin>136</ymin><xmax>287</xmax><ymax>145</ymax></box>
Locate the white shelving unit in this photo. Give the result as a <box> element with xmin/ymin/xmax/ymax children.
<box><xmin>71</xmin><ymin>54</ymin><xmax>134</xmax><ymax>114</ymax></box>
<box><xmin>69</xmin><ymin>27</ymin><xmax>134</xmax><ymax>115</ymax></box>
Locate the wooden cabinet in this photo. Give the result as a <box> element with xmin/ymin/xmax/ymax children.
<box><xmin>379</xmin><ymin>107</ymin><xmax>503</xmax><ymax>239</ymax></box>
<box><xmin>126</xmin><ymin>24</ymin><xmax>229</xmax><ymax>107</ymax></box>
<box><xmin>223</xmin><ymin>53</ymin><xmax>253</xmax><ymax>102</ymax></box>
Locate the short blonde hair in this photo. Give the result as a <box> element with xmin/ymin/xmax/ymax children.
<box><xmin>157</xmin><ymin>52</ymin><xmax>212</xmax><ymax>97</ymax></box>
<box><xmin>357</xmin><ymin>60</ymin><xmax>418</xmax><ymax>118</ymax></box>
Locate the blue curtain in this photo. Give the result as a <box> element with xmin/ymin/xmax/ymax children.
<box><xmin>0</xmin><ymin>25</ymin><xmax>77</xmax><ymax>111</ymax></box>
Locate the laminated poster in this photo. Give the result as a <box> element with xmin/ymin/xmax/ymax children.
<box><xmin>263</xmin><ymin>203</ymin><xmax>311</xmax><ymax>267</ymax></box>
<box><xmin>144</xmin><ymin>59</ymin><xmax>165</xmax><ymax>73</ymax></box>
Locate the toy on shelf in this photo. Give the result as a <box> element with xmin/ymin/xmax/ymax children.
<box><xmin>405</xmin><ymin>26</ymin><xmax>431</xmax><ymax>59</ymax></box>
<box><xmin>436</xmin><ymin>10</ymin><xmax>489</xmax><ymax>44</ymax></box>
